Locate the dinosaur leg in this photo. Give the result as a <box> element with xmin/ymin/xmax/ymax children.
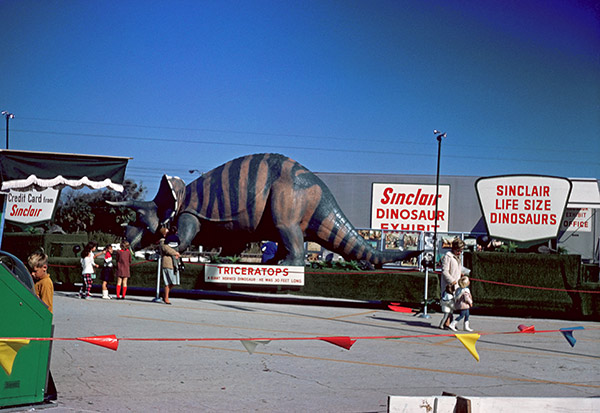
<box><xmin>276</xmin><ymin>224</ymin><xmax>305</xmax><ymax>266</ymax></box>
<box><xmin>269</xmin><ymin>175</ymin><xmax>321</xmax><ymax>266</ymax></box>
<box><xmin>176</xmin><ymin>213</ymin><xmax>201</xmax><ymax>251</ymax></box>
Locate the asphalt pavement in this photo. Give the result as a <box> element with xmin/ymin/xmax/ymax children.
<box><xmin>13</xmin><ymin>290</ymin><xmax>600</xmax><ymax>412</ymax></box>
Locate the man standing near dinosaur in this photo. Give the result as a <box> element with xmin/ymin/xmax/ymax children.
<box><xmin>159</xmin><ymin>227</ymin><xmax>181</xmax><ymax>305</ymax></box>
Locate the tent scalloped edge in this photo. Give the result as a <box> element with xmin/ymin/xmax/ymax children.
<box><xmin>1</xmin><ymin>175</ymin><xmax>124</xmax><ymax>192</ymax></box>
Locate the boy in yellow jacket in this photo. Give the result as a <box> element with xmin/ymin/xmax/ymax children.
<box><xmin>28</xmin><ymin>252</ymin><xmax>54</xmax><ymax>313</ymax></box>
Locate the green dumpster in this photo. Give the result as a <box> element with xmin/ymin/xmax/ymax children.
<box><xmin>0</xmin><ymin>251</ymin><xmax>53</xmax><ymax>408</ymax></box>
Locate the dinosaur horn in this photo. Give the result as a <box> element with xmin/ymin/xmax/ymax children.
<box><xmin>106</xmin><ymin>200</ymin><xmax>155</xmax><ymax>210</ymax></box>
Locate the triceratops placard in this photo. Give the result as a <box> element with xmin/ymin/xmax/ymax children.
<box><xmin>111</xmin><ymin>153</ymin><xmax>421</xmax><ymax>267</ymax></box>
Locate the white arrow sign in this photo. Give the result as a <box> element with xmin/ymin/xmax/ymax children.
<box><xmin>5</xmin><ymin>188</ymin><xmax>59</xmax><ymax>224</ymax></box>
<box><xmin>476</xmin><ymin>175</ymin><xmax>572</xmax><ymax>242</ymax></box>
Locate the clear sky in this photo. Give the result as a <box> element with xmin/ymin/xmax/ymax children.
<box><xmin>1</xmin><ymin>0</ymin><xmax>598</xmax><ymax>198</ymax></box>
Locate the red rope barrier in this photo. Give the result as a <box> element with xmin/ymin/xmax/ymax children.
<box><xmin>470</xmin><ymin>277</ymin><xmax>600</xmax><ymax>294</ymax></box>
<box><xmin>48</xmin><ymin>263</ymin><xmax>78</xmax><ymax>268</ymax></box>
<box><xmin>49</xmin><ymin>260</ymin><xmax>154</xmax><ymax>269</ymax></box>
<box><xmin>131</xmin><ymin>260</ymin><xmax>153</xmax><ymax>266</ymax></box>
<box><xmin>47</xmin><ymin>263</ymin><xmax>599</xmax><ymax>294</ymax></box>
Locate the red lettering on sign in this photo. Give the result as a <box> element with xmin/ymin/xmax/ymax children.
<box><xmin>10</xmin><ymin>205</ymin><xmax>43</xmax><ymax>217</ymax></box>
<box><xmin>380</xmin><ymin>187</ymin><xmax>438</xmax><ymax>206</ymax></box>
<box><xmin>490</xmin><ymin>212</ymin><xmax>557</xmax><ymax>225</ymax></box>
<box><xmin>496</xmin><ymin>185</ymin><xmax>551</xmax><ymax>197</ymax></box>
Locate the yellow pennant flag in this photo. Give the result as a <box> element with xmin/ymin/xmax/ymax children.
<box><xmin>0</xmin><ymin>339</ymin><xmax>31</xmax><ymax>376</ymax></box>
<box><xmin>455</xmin><ymin>334</ymin><xmax>480</xmax><ymax>362</ymax></box>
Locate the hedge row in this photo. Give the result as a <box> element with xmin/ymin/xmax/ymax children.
<box><xmin>48</xmin><ymin>252</ymin><xmax>599</xmax><ymax>320</ymax></box>
<box><xmin>49</xmin><ymin>258</ymin><xmax>439</xmax><ymax>304</ymax></box>
<box><xmin>3</xmin><ymin>233</ymin><xmax>88</xmax><ymax>260</ymax></box>
<box><xmin>470</xmin><ymin>252</ymin><xmax>598</xmax><ymax>319</ymax></box>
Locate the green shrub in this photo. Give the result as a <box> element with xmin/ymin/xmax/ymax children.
<box><xmin>88</xmin><ymin>232</ymin><xmax>122</xmax><ymax>248</ymax></box>
<box><xmin>298</xmin><ymin>269</ymin><xmax>439</xmax><ymax>305</ymax></box>
<box><xmin>3</xmin><ymin>233</ymin><xmax>88</xmax><ymax>262</ymax></box>
<box><xmin>471</xmin><ymin>252</ymin><xmax>583</xmax><ymax>318</ymax></box>
<box><xmin>580</xmin><ymin>282</ymin><xmax>600</xmax><ymax>319</ymax></box>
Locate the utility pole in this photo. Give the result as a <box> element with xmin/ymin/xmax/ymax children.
<box><xmin>2</xmin><ymin>111</ymin><xmax>15</xmax><ymax>149</ymax></box>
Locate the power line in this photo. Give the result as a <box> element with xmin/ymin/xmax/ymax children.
<box><xmin>13</xmin><ymin>128</ymin><xmax>599</xmax><ymax>166</ymax></box>
<box><xmin>18</xmin><ymin>116</ymin><xmax>407</xmax><ymax>146</ymax></box>
<box><xmin>16</xmin><ymin>116</ymin><xmax>595</xmax><ymax>156</ymax></box>
<box><xmin>13</xmin><ymin>128</ymin><xmax>436</xmax><ymax>158</ymax></box>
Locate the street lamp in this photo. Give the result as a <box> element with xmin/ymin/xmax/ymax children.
<box><xmin>418</xmin><ymin>129</ymin><xmax>446</xmax><ymax>320</ymax></box>
<box><xmin>2</xmin><ymin>111</ymin><xmax>14</xmax><ymax>149</ymax></box>
<box><xmin>431</xmin><ymin>129</ymin><xmax>446</xmax><ymax>270</ymax></box>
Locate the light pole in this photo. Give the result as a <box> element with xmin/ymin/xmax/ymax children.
<box><xmin>418</xmin><ymin>129</ymin><xmax>446</xmax><ymax>320</ymax></box>
<box><xmin>2</xmin><ymin>111</ymin><xmax>14</xmax><ymax>149</ymax></box>
<box><xmin>432</xmin><ymin>129</ymin><xmax>446</xmax><ymax>270</ymax></box>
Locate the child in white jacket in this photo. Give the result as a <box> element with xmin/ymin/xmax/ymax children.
<box><xmin>449</xmin><ymin>276</ymin><xmax>474</xmax><ymax>332</ymax></box>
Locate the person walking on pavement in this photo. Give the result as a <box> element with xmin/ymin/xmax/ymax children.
<box><xmin>80</xmin><ymin>242</ymin><xmax>101</xmax><ymax>299</ymax></box>
<box><xmin>450</xmin><ymin>276</ymin><xmax>474</xmax><ymax>332</ymax></box>
<box><xmin>439</xmin><ymin>238</ymin><xmax>470</xmax><ymax>330</ymax></box>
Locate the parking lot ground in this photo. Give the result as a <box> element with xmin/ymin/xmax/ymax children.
<box><xmin>10</xmin><ymin>291</ymin><xmax>600</xmax><ymax>412</ymax></box>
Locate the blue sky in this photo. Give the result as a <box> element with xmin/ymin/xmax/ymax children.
<box><xmin>1</xmin><ymin>0</ymin><xmax>598</xmax><ymax>198</ymax></box>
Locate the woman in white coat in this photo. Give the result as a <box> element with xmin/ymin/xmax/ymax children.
<box><xmin>439</xmin><ymin>238</ymin><xmax>469</xmax><ymax>329</ymax></box>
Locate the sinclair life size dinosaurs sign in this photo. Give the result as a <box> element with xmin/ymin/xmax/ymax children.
<box><xmin>111</xmin><ymin>153</ymin><xmax>421</xmax><ymax>267</ymax></box>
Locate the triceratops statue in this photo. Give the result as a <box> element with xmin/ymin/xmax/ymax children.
<box><xmin>111</xmin><ymin>153</ymin><xmax>421</xmax><ymax>267</ymax></box>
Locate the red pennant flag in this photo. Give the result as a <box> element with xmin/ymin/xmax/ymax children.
<box><xmin>77</xmin><ymin>335</ymin><xmax>119</xmax><ymax>351</ymax></box>
<box><xmin>517</xmin><ymin>324</ymin><xmax>536</xmax><ymax>333</ymax></box>
<box><xmin>320</xmin><ymin>336</ymin><xmax>356</xmax><ymax>350</ymax></box>
<box><xmin>387</xmin><ymin>305</ymin><xmax>413</xmax><ymax>313</ymax></box>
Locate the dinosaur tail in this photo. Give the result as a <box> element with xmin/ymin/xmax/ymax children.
<box><xmin>307</xmin><ymin>186</ymin><xmax>422</xmax><ymax>268</ymax></box>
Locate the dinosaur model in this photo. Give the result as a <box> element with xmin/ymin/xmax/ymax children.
<box><xmin>111</xmin><ymin>153</ymin><xmax>421</xmax><ymax>267</ymax></box>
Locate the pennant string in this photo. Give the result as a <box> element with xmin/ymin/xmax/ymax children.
<box><xmin>0</xmin><ymin>326</ymin><xmax>589</xmax><ymax>374</ymax></box>
<box><xmin>1</xmin><ymin>326</ymin><xmax>592</xmax><ymax>347</ymax></box>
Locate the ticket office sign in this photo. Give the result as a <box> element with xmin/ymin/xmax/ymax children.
<box><xmin>205</xmin><ymin>264</ymin><xmax>305</xmax><ymax>286</ymax></box>
<box><xmin>476</xmin><ymin>175</ymin><xmax>572</xmax><ymax>242</ymax></box>
<box><xmin>561</xmin><ymin>208</ymin><xmax>591</xmax><ymax>232</ymax></box>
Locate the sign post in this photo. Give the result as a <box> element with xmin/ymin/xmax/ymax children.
<box><xmin>152</xmin><ymin>255</ymin><xmax>163</xmax><ymax>303</ymax></box>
